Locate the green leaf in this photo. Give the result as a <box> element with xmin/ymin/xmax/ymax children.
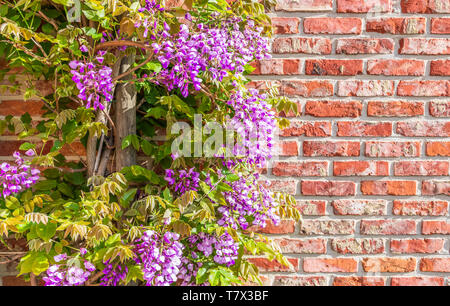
<box><xmin>122</xmin><ymin>134</ymin><xmax>140</xmax><ymax>150</ymax></box>
<box><xmin>36</xmin><ymin>222</ymin><xmax>57</xmax><ymax>241</ymax></box>
<box><xmin>34</xmin><ymin>180</ymin><xmax>57</xmax><ymax>191</ymax></box>
<box><xmin>141</xmin><ymin>139</ymin><xmax>153</xmax><ymax>156</ymax></box>
<box><xmin>225</xmin><ymin>174</ymin><xmax>240</xmax><ymax>182</ymax></box>
<box><xmin>58</xmin><ymin>183</ymin><xmax>73</xmax><ymax>197</ymax></box>
<box><xmin>19</xmin><ymin>142</ymin><xmax>35</xmax><ymax>151</ymax></box>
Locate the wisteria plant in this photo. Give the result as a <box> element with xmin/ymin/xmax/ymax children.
<box><xmin>0</xmin><ymin>0</ymin><xmax>300</xmax><ymax>286</ymax></box>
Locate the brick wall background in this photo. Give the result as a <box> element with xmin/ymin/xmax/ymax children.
<box><xmin>1</xmin><ymin>0</ymin><xmax>450</xmax><ymax>286</ymax></box>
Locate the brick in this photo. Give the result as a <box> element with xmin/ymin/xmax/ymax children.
<box><xmin>422</xmin><ymin>180</ymin><xmax>450</xmax><ymax>195</ymax></box>
<box><xmin>249</xmin><ymin>220</ymin><xmax>296</xmax><ymax>234</ymax></box>
<box><xmin>272</xmin><ymin>37</ymin><xmax>332</xmax><ymax>54</ymax></box>
<box><xmin>275</xmin><ymin>0</ymin><xmax>332</xmax><ymax>11</ymax></box>
<box><xmin>273</xmin><ymin>276</ymin><xmax>327</xmax><ymax>286</ymax></box>
<box><xmin>258</xmin><ymin>180</ymin><xmax>297</xmax><ymax>195</ymax></box>
<box><xmin>399</xmin><ymin>38</ymin><xmax>450</xmax><ymax>55</ymax></box>
<box><xmin>361</xmin><ymin>181</ymin><xmax>416</xmax><ymax>196</ymax></box>
<box><xmin>303</xmin><ymin>141</ymin><xmax>360</xmax><ymax>157</ymax></box>
<box><xmin>429</xmin><ymin>101</ymin><xmax>450</xmax><ymax>117</ymax></box>
<box><xmin>304</xmin><ymin>18</ymin><xmax>362</xmax><ymax>34</ymax></box>
<box><xmin>367</xmin><ymin>101</ymin><xmax>424</xmax><ymax>117</ymax></box>
<box><xmin>337</xmin><ymin>122</ymin><xmax>392</xmax><ymax>137</ymax></box>
<box><xmin>394</xmin><ymin>161</ymin><xmax>449</xmax><ymax>176</ymax></box>
<box><xmin>302</xmin><ymin>181</ymin><xmax>356</xmax><ymax>196</ymax></box>
<box><xmin>303</xmin><ymin>258</ymin><xmax>357</xmax><ymax>273</ymax></box>
<box><xmin>426</xmin><ymin>142</ymin><xmax>450</xmax><ymax>156</ymax></box>
<box><xmin>0</xmin><ymin>100</ymin><xmax>45</xmax><ymax>116</ymax></box>
<box><xmin>336</xmin><ymin>38</ymin><xmax>394</xmax><ymax>54</ymax></box>
<box><xmin>420</xmin><ymin>258</ymin><xmax>450</xmax><ymax>272</ymax></box>
<box><xmin>401</xmin><ymin>0</ymin><xmax>450</xmax><ymax>13</ymax></box>
<box><xmin>248</xmin><ymin>257</ymin><xmax>299</xmax><ymax>272</ymax></box>
<box><xmin>246</xmin><ymin>80</ymin><xmax>281</xmax><ymax>91</ymax></box>
<box><xmin>360</xmin><ymin>220</ymin><xmax>417</xmax><ymax>235</ymax></box>
<box><xmin>333</xmin><ymin>277</ymin><xmax>385</xmax><ymax>286</ymax></box>
<box><xmin>393</xmin><ymin>200</ymin><xmax>448</xmax><ymax>216</ymax></box>
<box><xmin>391</xmin><ymin>277</ymin><xmax>444</xmax><ymax>286</ymax></box>
<box><xmin>272</xmin><ymin>161</ymin><xmax>328</xmax><ymax>176</ymax></box>
<box><xmin>299</xmin><ymin>220</ymin><xmax>355</xmax><ymax>235</ymax></box>
<box><xmin>397</xmin><ymin>121</ymin><xmax>450</xmax><ymax>137</ymax></box>
<box><xmin>296</xmin><ymin>200</ymin><xmax>327</xmax><ymax>216</ymax></box>
<box><xmin>1</xmin><ymin>276</ymin><xmax>32</xmax><ymax>286</ymax></box>
<box><xmin>252</xmin><ymin>59</ymin><xmax>302</xmax><ymax>75</ymax></box>
<box><xmin>365</xmin><ymin>141</ymin><xmax>421</xmax><ymax>157</ymax></box>
<box><xmin>430</xmin><ymin>60</ymin><xmax>450</xmax><ymax>76</ymax></box>
<box><xmin>397</xmin><ymin>80</ymin><xmax>450</xmax><ymax>96</ymax></box>
<box><xmin>305</xmin><ymin>60</ymin><xmax>363</xmax><ymax>76</ymax></box>
<box><xmin>422</xmin><ymin>221</ymin><xmax>450</xmax><ymax>234</ymax></box>
<box><xmin>338</xmin><ymin>0</ymin><xmax>391</xmax><ymax>12</ymax></box>
<box><xmin>332</xmin><ymin>199</ymin><xmax>387</xmax><ymax>215</ymax></box>
<box><xmin>362</xmin><ymin>258</ymin><xmax>416</xmax><ymax>272</ymax></box>
<box><xmin>331</xmin><ymin>238</ymin><xmax>385</xmax><ymax>254</ymax></box>
<box><xmin>338</xmin><ymin>80</ymin><xmax>394</xmax><ymax>97</ymax></box>
<box><xmin>280</xmin><ymin>121</ymin><xmax>332</xmax><ymax>137</ymax></box>
<box><xmin>275</xmin><ymin>141</ymin><xmax>299</xmax><ymax>156</ymax></box>
<box><xmin>431</xmin><ymin>18</ymin><xmax>450</xmax><ymax>34</ymax></box>
<box><xmin>282</xmin><ymin>80</ymin><xmax>333</xmax><ymax>97</ymax></box>
<box><xmin>366</xmin><ymin>17</ymin><xmax>426</xmax><ymax>34</ymax></box>
<box><xmin>271</xmin><ymin>17</ymin><xmax>300</xmax><ymax>34</ymax></box>
<box><xmin>274</xmin><ymin>238</ymin><xmax>326</xmax><ymax>254</ymax></box>
<box><xmin>391</xmin><ymin>239</ymin><xmax>445</xmax><ymax>254</ymax></box>
<box><xmin>367</xmin><ymin>59</ymin><xmax>425</xmax><ymax>76</ymax></box>
<box><xmin>305</xmin><ymin>100</ymin><xmax>362</xmax><ymax>117</ymax></box>
<box><xmin>333</xmin><ymin>161</ymin><xmax>388</xmax><ymax>176</ymax></box>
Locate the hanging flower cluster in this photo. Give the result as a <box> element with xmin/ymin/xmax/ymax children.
<box><xmin>187</xmin><ymin>232</ymin><xmax>239</xmax><ymax>267</ymax></box>
<box><xmin>218</xmin><ymin>173</ymin><xmax>280</xmax><ymax>230</ymax></box>
<box><xmin>69</xmin><ymin>50</ymin><xmax>113</xmax><ymax>110</ymax></box>
<box><xmin>0</xmin><ymin>151</ymin><xmax>40</xmax><ymax>198</ymax></box>
<box><xmin>151</xmin><ymin>18</ymin><xmax>271</xmax><ymax>97</ymax></box>
<box><xmin>134</xmin><ymin>230</ymin><xmax>184</xmax><ymax>286</ymax></box>
<box><xmin>42</xmin><ymin>253</ymin><xmax>96</xmax><ymax>286</ymax></box>
<box><xmin>100</xmin><ymin>260</ymin><xmax>129</xmax><ymax>286</ymax></box>
<box><xmin>164</xmin><ymin>168</ymin><xmax>200</xmax><ymax>195</ymax></box>
<box><xmin>134</xmin><ymin>0</ymin><xmax>165</xmax><ymax>39</ymax></box>
<box><xmin>177</xmin><ymin>257</ymin><xmax>206</xmax><ymax>286</ymax></box>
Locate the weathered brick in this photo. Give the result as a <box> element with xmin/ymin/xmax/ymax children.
<box><xmin>282</xmin><ymin>80</ymin><xmax>333</xmax><ymax>97</ymax></box>
<box><xmin>431</xmin><ymin>18</ymin><xmax>450</xmax><ymax>34</ymax></box>
<box><xmin>300</xmin><ymin>220</ymin><xmax>355</xmax><ymax>235</ymax></box>
<box><xmin>429</xmin><ymin>101</ymin><xmax>450</xmax><ymax>117</ymax></box>
<box><xmin>420</xmin><ymin>258</ymin><xmax>450</xmax><ymax>272</ymax></box>
<box><xmin>252</xmin><ymin>59</ymin><xmax>302</xmax><ymax>75</ymax></box>
<box><xmin>303</xmin><ymin>258</ymin><xmax>358</xmax><ymax>273</ymax></box>
<box><xmin>338</xmin><ymin>80</ymin><xmax>394</xmax><ymax>97</ymax></box>
<box><xmin>394</xmin><ymin>161</ymin><xmax>449</xmax><ymax>176</ymax></box>
<box><xmin>248</xmin><ymin>257</ymin><xmax>299</xmax><ymax>272</ymax></box>
<box><xmin>401</xmin><ymin>0</ymin><xmax>450</xmax><ymax>13</ymax></box>
<box><xmin>272</xmin><ymin>37</ymin><xmax>332</xmax><ymax>54</ymax></box>
<box><xmin>249</xmin><ymin>220</ymin><xmax>297</xmax><ymax>234</ymax></box>
<box><xmin>258</xmin><ymin>180</ymin><xmax>297</xmax><ymax>195</ymax></box>
<box><xmin>280</xmin><ymin>121</ymin><xmax>332</xmax><ymax>137</ymax></box>
<box><xmin>362</xmin><ymin>258</ymin><xmax>416</xmax><ymax>272</ymax></box>
<box><xmin>305</xmin><ymin>100</ymin><xmax>362</xmax><ymax>117</ymax></box>
<box><xmin>422</xmin><ymin>180</ymin><xmax>450</xmax><ymax>195</ymax></box>
<box><xmin>393</xmin><ymin>200</ymin><xmax>448</xmax><ymax>216</ymax></box>
<box><xmin>337</xmin><ymin>122</ymin><xmax>392</xmax><ymax>137</ymax></box>
<box><xmin>333</xmin><ymin>161</ymin><xmax>388</xmax><ymax>176</ymax></box>
<box><xmin>304</xmin><ymin>18</ymin><xmax>362</xmax><ymax>34</ymax></box>
<box><xmin>296</xmin><ymin>200</ymin><xmax>327</xmax><ymax>216</ymax></box>
<box><xmin>367</xmin><ymin>101</ymin><xmax>424</xmax><ymax>117</ymax></box>
<box><xmin>426</xmin><ymin>142</ymin><xmax>450</xmax><ymax>156</ymax></box>
<box><xmin>366</xmin><ymin>17</ymin><xmax>426</xmax><ymax>34</ymax></box>
<box><xmin>336</xmin><ymin>38</ymin><xmax>394</xmax><ymax>54</ymax></box>
<box><xmin>365</xmin><ymin>141</ymin><xmax>421</xmax><ymax>157</ymax></box>
<box><xmin>0</xmin><ymin>100</ymin><xmax>45</xmax><ymax>116</ymax></box>
<box><xmin>397</xmin><ymin>121</ymin><xmax>450</xmax><ymax>137</ymax></box>
<box><xmin>397</xmin><ymin>80</ymin><xmax>450</xmax><ymax>96</ymax></box>
<box><xmin>367</xmin><ymin>59</ymin><xmax>425</xmax><ymax>76</ymax></box>
<box><xmin>273</xmin><ymin>276</ymin><xmax>327</xmax><ymax>286</ymax></box>
<box><xmin>360</xmin><ymin>220</ymin><xmax>417</xmax><ymax>235</ymax></box>
<box><xmin>422</xmin><ymin>221</ymin><xmax>450</xmax><ymax>235</ymax></box>
<box><xmin>274</xmin><ymin>238</ymin><xmax>327</xmax><ymax>254</ymax></box>
<box><xmin>272</xmin><ymin>161</ymin><xmax>328</xmax><ymax>176</ymax></box>
<box><xmin>331</xmin><ymin>238</ymin><xmax>385</xmax><ymax>254</ymax></box>
<box><xmin>333</xmin><ymin>276</ymin><xmax>385</xmax><ymax>286</ymax></box>
<box><xmin>399</xmin><ymin>38</ymin><xmax>450</xmax><ymax>55</ymax></box>
<box><xmin>275</xmin><ymin>0</ymin><xmax>332</xmax><ymax>11</ymax></box>
<box><xmin>271</xmin><ymin>17</ymin><xmax>300</xmax><ymax>34</ymax></box>
<box><xmin>361</xmin><ymin>181</ymin><xmax>417</xmax><ymax>196</ymax></box>
<box><xmin>338</xmin><ymin>0</ymin><xmax>392</xmax><ymax>12</ymax></box>
<box><xmin>332</xmin><ymin>199</ymin><xmax>387</xmax><ymax>215</ymax></box>
<box><xmin>391</xmin><ymin>277</ymin><xmax>444</xmax><ymax>286</ymax></box>
<box><xmin>303</xmin><ymin>141</ymin><xmax>360</xmax><ymax>157</ymax></box>
<box><xmin>391</xmin><ymin>239</ymin><xmax>445</xmax><ymax>254</ymax></box>
<box><xmin>302</xmin><ymin>181</ymin><xmax>356</xmax><ymax>196</ymax></box>
<box><xmin>305</xmin><ymin>60</ymin><xmax>363</xmax><ymax>76</ymax></box>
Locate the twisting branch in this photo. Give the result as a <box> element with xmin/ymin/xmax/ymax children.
<box><xmin>113</xmin><ymin>55</ymin><xmax>153</xmax><ymax>82</ymax></box>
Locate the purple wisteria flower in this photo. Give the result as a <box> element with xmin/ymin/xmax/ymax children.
<box><xmin>164</xmin><ymin>168</ymin><xmax>200</xmax><ymax>195</ymax></box>
<box><xmin>0</xmin><ymin>151</ymin><xmax>40</xmax><ymax>198</ymax></box>
<box><xmin>100</xmin><ymin>260</ymin><xmax>128</xmax><ymax>286</ymax></box>
<box><xmin>187</xmin><ymin>232</ymin><xmax>238</xmax><ymax>267</ymax></box>
<box><xmin>43</xmin><ymin>254</ymin><xmax>95</xmax><ymax>286</ymax></box>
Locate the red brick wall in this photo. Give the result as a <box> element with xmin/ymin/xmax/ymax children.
<box><xmin>249</xmin><ymin>0</ymin><xmax>450</xmax><ymax>286</ymax></box>
<box><xmin>1</xmin><ymin>0</ymin><xmax>450</xmax><ymax>286</ymax></box>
